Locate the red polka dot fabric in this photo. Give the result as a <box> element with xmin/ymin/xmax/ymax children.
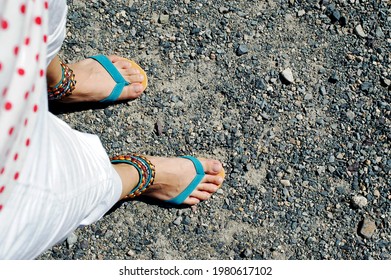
<box><xmin>0</xmin><ymin>0</ymin><xmax>48</xmax><ymax>213</ymax></box>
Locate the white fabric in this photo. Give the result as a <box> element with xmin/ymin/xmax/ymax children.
<box><xmin>0</xmin><ymin>0</ymin><xmax>122</xmax><ymax>259</ymax></box>
<box><xmin>47</xmin><ymin>0</ymin><xmax>68</xmax><ymax>65</ymax></box>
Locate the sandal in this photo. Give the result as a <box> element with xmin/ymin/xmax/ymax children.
<box><xmin>110</xmin><ymin>154</ymin><xmax>225</xmax><ymax>205</ymax></box>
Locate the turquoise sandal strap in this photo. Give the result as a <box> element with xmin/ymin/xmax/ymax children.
<box><xmin>88</xmin><ymin>54</ymin><xmax>130</xmax><ymax>103</ymax></box>
<box><xmin>166</xmin><ymin>156</ymin><xmax>205</xmax><ymax>205</ymax></box>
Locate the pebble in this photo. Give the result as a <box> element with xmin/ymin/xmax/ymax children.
<box><xmin>155</xmin><ymin>120</ymin><xmax>164</xmax><ymax>136</ymax></box>
<box><xmin>354</xmin><ymin>25</ymin><xmax>367</xmax><ymax>38</ymax></box>
<box><xmin>361</xmin><ymin>82</ymin><xmax>373</xmax><ymax>92</ymax></box>
<box><xmin>351</xmin><ymin>195</ymin><xmax>368</xmax><ymax>209</ymax></box>
<box><xmin>241</xmin><ymin>248</ymin><xmax>253</xmax><ymax>258</ymax></box>
<box><xmin>346</xmin><ymin>110</ymin><xmax>355</xmax><ymax>121</ymax></box>
<box><xmin>280</xmin><ymin>68</ymin><xmax>294</xmax><ymax>84</ymax></box>
<box><xmin>66</xmin><ymin>232</ymin><xmax>78</xmax><ymax>248</ymax></box>
<box><xmin>359</xmin><ymin>218</ymin><xmax>376</xmax><ymax>239</ymax></box>
<box><xmin>159</xmin><ymin>14</ymin><xmax>170</xmax><ymax>24</ymax></box>
<box><xmin>173</xmin><ymin>217</ymin><xmax>182</xmax><ymax>226</ymax></box>
<box><xmin>280</xmin><ymin>179</ymin><xmax>291</xmax><ymax>187</ymax></box>
<box><xmin>319</xmin><ymin>86</ymin><xmax>327</xmax><ymax>95</ymax></box>
<box><xmin>219</xmin><ymin>6</ymin><xmax>229</xmax><ymax>14</ymax></box>
<box><xmin>236</xmin><ymin>44</ymin><xmax>249</xmax><ymax>56</ymax></box>
<box><xmin>127</xmin><ymin>249</ymin><xmax>136</xmax><ymax>256</ymax></box>
<box><xmin>317</xmin><ymin>166</ymin><xmax>326</xmax><ymax>175</ymax></box>
<box><xmin>297</xmin><ymin>10</ymin><xmax>305</xmax><ymax>17</ymax></box>
<box><xmin>328</xmin><ymin>72</ymin><xmax>339</xmax><ymax>83</ymax></box>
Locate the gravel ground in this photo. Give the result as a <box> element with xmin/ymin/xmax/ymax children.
<box><xmin>39</xmin><ymin>0</ymin><xmax>390</xmax><ymax>260</ymax></box>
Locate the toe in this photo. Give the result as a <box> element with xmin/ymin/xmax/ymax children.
<box><xmin>183</xmin><ymin>196</ymin><xmax>201</xmax><ymax>205</ymax></box>
<box><xmin>197</xmin><ymin>182</ymin><xmax>220</xmax><ymax>193</ymax></box>
<box><xmin>201</xmin><ymin>159</ymin><xmax>224</xmax><ymax>175</ymax></box>
<box><xmin>187</xmin><ymin>190</ymin><xmax>211</xmax><ymax>203</ymax></box>
<box><xmin>122</xmin><ymin>83</ymin><xmax>144</xmax><ymax>99</ymax></box>
<box><xmin>202</xmin><ymin>174</ymin><xmax>224</xmax><ymax>186</ymax></box>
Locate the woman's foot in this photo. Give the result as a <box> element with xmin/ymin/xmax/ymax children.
<box><xmin>49</xmin><ymin>55</ymin><xmax>147</xmax><ymax>103</ymax></box>
<box><xmin>113</xmin><ymin>156</ymin><xmax>225</xmax><ymax>205</ymax></box>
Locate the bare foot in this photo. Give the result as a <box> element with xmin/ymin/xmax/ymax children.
<box><xmin>142</xmin><ymin>156</ymin><xmax>225</xmax><ymax>205</ymax></box>
<box><xmin>63</xmin><ymin>55</ymin><xmax>147</xmax><ymax>103</ymax></box>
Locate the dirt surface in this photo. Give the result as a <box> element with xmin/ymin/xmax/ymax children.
<box><xmin>39</xmin><ymin>0</ymin><xmax>390</xmax><ymax>260</ymax></box>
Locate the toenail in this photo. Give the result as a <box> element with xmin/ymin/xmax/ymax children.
<box><xmin>217</xmin><ymin>177</ymin><xmax>224</xmax><ymax>184</ymax></box>
<box><xmin>212</xmin><ymin>162</ymin><xmax>221</xmax><ymax>173</ymax></box>
<box><xmin>133</xmin><ymin>84</ymin><xmax>143</xmax><ymax>92</ymax></box>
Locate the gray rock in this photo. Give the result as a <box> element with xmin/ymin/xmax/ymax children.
<box><xmin>375</xmin><ymin>27</ymin><xmax>385</xmax><ymax>38</ymax></box>
<box><xmin>354</xmin><ymin>25</ymin><xmax>367</xmax><ymax>38</ymax></box>
<box><xmin>346</xmin><ymin>110</ymin><xmax>355</xmax><ymax>121</ymax></box>
<box><xmin>236</xmin><ymin>44</ymin><xmax>249</xmax><ymax>56</ymax></box>
<box><xmin>219</xmin><ymin>6</ymin><xmax>229</xmax><ymax>14</ymax></box>
<box><xmin>159</xmin><ymin>14</ymin><xmax>170</xmax><ymax>24</ymax></box>
<box><xmin>66</xmin><ymin>232</ymin><xmax>78</xmax><ymax>248</ymax></box>
<box><xmin>359</xmin><ymin>218</ymin><xmax>376</xmax><ymax>239</ymax></box>
<box><xmin>173</xmin><ymin>217</ymin><xmax>182</xmax><ymax>226</ymax></box>
<box><xmin>280</xmin><ymin>179</ymin><xmax>291</xmax><ymax>187</ymax></box>
<box><xmin>280</xmin><ymin>68</ymin><xmax>294</xmax><ymax>84</ymax></box>
<box><xmin>351</xmin><ymin>195</ymin><xmax>368</xmax><ymax>209</ymax></box>
<box><xmin>297</xmin><ymin>10</ymin><xmax>305</xmax><ymax>17</ymax></box>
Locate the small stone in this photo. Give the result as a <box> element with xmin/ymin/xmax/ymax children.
<box><xmin>159</xmin><ymin>14</ymin><xmax>170</xmax><ymax>24</ymax></box>
<box><xmin>317</xmin><ymin>166</ymin><xmax>326</xmax><ymax>174</ymax></box>
<box><xmin>66</xmin><ymin>232</ymin><xmax>78</xmax><ymax>248</ymax></box>
<box><xmin>351</xmin><ymin>195</ymin><xmax>368</xmax><ymax>209</ymax></box>
<box><xmin>330</xmin><ymin>10</ymin><xmax>341</xmax><ymax>22</ymax></box>
<box><xmin>155</xmin><ymin>120</ymin><xmax>164</xmax><ymax>136</ymax></box>
<box><xmin>151</xmin><ymin>13</ymin><xmax>159</xmax><ymax>23</ymax></box>
<box><xmin>173</xmin><ymin>217</ymin><xmax>182</xmax><ymax>226</ymax></box>
<box><xmin>361</xmin><ymin>82</ymin><xmax>373</xmax><ymax>92</ymax></box>
<box><xmin>127</xmin><ymin>249</ymin><xmax>136</xmax><ymax>256</ymax></box>
<box><xmin>373</xmin><ymin>190</ymin><xmax>380</xmax><ymax>198</ymax></box>
<box><xmin>319</xmin><ymin>86</ymin><xmax>327</xmax><ymax>95</ymax></box>
<box><xmin>304</xmin><ymin>93</ymin><xmax>313</xmax><ymax>100</ymax></box>
<box><xmin>280</xmin><ymin>179</ymin><xmax>291</xmax><ymax>187</ymax></box>
<box><xmin>219</xmin><ymin>6</ymin><xmax>229</xmax><ymax>14</ymax></box>
<box><xmin>297</xmin><ymin>10</ymin><xmax>305</xmax><ymax>17</ymax></box>
<box><xmin>328</xmin><ymin>72</ymin><xmax>339</xmax><ymax>83</ymax></box>
<box><xmin>346</xmin><ymin>110</ymin><xmax>355</xmax><ymax>121</ymax></box>
<box><xmin>182</xmin><ymin>216</ymin><xmax>191</xmax><ymax>225</ymax></box>
<box><xmin>381</xmin><ymin>77</ymin><xmax>391</xmax><ymax>87</ymax></box>
<box><xmin>280</xmin><ymin>68</ymin><xmax>294</xmax><ymax>84</ymax></box>
<box><xmin>375</xmin><ymin>26</ymin><xmax>385</xmax><ymax>38</ymax></box>
<box><xmin>240</xmin><ymin>248</ymin><xmax>253</xmax><ymax>258</ymax></box>
<box><xmin>80</xmin><ymin>240</ymin><xmax>89</xmax><ymax>250</ymax></box>
<box><xmin>359</xmin><ymin>218</ymin><xmax>376</xmax><ymax>238</ymax></box>
<box><xmin>354</xmin><ymin>24</ymin><xmax>367</xmax><ymax>38</ymax></box>
<box><xmin>236</xmin><ymin>44</ymin><xmax>249</xmax><ymax>56</ymax></box>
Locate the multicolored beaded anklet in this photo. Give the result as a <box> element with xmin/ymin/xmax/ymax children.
<box><xmin>47</xmin><ymin>59</ymin><xmax>77</xmax><ymax>101</ymax></box>
<box><xmin>111</xmin><ymin>154</ymin><xmax>156</xmax><ymax>199</ymax></box>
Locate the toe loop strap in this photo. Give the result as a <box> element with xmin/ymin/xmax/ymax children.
<box><xmin>88</xmin><ymin>54</ymin><xmax>130</xmax><ymax>103</ymax></box>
